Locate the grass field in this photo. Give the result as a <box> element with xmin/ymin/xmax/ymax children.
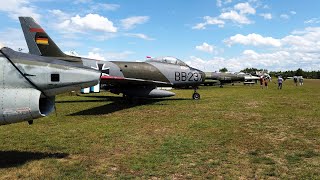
<box><xmin>0</xmin><ymin>79</ymin><xmax>319</xmax><ymax>179</ymax></box>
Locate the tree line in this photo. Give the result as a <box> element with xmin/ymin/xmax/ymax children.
<box><xmin>240</xmin><ymin>68</ymin><xmax>320</xmax><ymax>79</ymax></box>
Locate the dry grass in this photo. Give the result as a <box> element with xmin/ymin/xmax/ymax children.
<box><xmin>0</xmin><ymin>79</ymin><xmax>319</xmax><ymax>179</ymax></box>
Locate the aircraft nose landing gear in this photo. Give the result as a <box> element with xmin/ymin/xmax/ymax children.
<box><xmin>192</xmin><ymin>87</ymin><xmax>200</xmax><ymax>100</ymax></box>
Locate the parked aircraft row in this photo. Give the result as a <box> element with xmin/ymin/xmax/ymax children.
<box><xmin>203</xmin><ymin>72</ymin><xmax>245</xmax><ymax>87</ymax></box>
<box><xmin>0</xmin><ymin>17</ymin><xmax>205</xmax><ymax>126</ymax></box>
<box><xmin>202</xmin><ymin>72</ymin><xmax>264</xmax><ymax>87</ymax></box>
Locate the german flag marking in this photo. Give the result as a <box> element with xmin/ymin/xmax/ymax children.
<box><xmin>36</xmin><ymin>38</ymin><xmax>49</xmax><ymax>45</ymax></box>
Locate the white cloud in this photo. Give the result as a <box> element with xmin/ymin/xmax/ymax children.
<box><xmin>263</xmin><ymin>5</ymin><xmax>270</xmax><ymax>9</ymax></box>
<box><xmin>186</xmin><ymin>47</ymin><xmax>320</xmax><ymax>72</ymax></box>
<box><xmin>196</xmin><ymin>42</ymin><xmax>215</xmax><ymax>53</ymax></box>
<box><xmin>86</xmin><ymin>52</ymin><xmax>106</xmax><ymax>60</ymax></box>
<box><xmin>49</xmin><ymin>9</ymin><xmax>70</xmax><ymax>21</ymax></box>
<box><xmin>100</xmin><ymin>3</ymin><xmax>120</xmax><ymax>11</ymax></box>
<box><xmin>125</xmin><ymin>33</ymin><xmax>155</xmax><ymax>41</ymax></box>
<box><xmin>219</xmin><ymin>10</ymin><xmax>252</xmax><ymax>24</ymax></box>
<box><xmin>225</xmin><ymin>33</ymin><xmax>282</xmax><ymax>47</ymax></box>
<box><xmin>0</xmin><ymin>0</ymin><xmax>41</xmax><ymax>21</ymax></box>
<box><xmin>304</xmin><ymin>18</ymin><xmax>320</xmax><ymax>24</ymax></box>
<box><xmin>90</xmin><ymin>3</ymin><xmax>120</xmax><ymax>11</ymax></box>
<box><xmin>104</xmin><ymin>51</ymin><xmax>135</xmax><ymax>61</ymax></box>
<box><xmin>186</xmin><ymin>56</ymin><xmax>243</xmax><ymax>72</ymax></box>
<box><xmin>65</xmin><ymin>48</ymin><xmax>134</xmax><ymax>61</ymax></box>
<box><xmin>217</xmin><ymin>0</ymin><xmax>222</xmax><ymax>7</ymax></box>
<box><xmin>260</xmin><ymin>13</ymin><xmax>272</xmax><ymax>20</ymax></box>
<box><xmin>204</xmin><ymin>16</ymin><xmax>225</xmax><ymax>27</ymax></box>
<box><xmin>234</xmin><ymin>2</ymin><xmax>256</xmax><ymax>15</ymax></box>
<box><xmin>120</xmin><ymin>16</ymin><xmax>150</xmax><ymax>30</ymax></box>
<box><xmin>189</xmin><ymin>27</ymin><xmax>320</xmax><ymax>72</ymax></box>
<box><xmin>192</xmin><ymin>23</ymin><xmax>207</xmax><ymax>30</ymax></box>
<box><xmin>194</xmin><ymin>2</ymin><xmax>256</xmax><ymax>29</ymax></box>
<box><xmin>216</xmin><ymin>0</ymin><xmax>232</xmax><ymax>7</ymax></box>
<box><xmin>58</xmin><ymin>14</ymin><xmax>117</xmax><ymax>33</ymax></box>
<box><xmin>280</xmin><ymin>11</ymin><xmax>296</xmax><ymax>20</ymax></box>
<box><xmin>73</xmin><ymin>0</ymin><xmax>92</xmax><ymax>4</ymax></box>
<box><xmin>192</xmin><ymin>16</ymin><xmax>225</xmax><ymax>29</ymax></box>
<box><xmin>0</xmin><ymin>28</ymin><xmax>28</xmax><ymax>52</ymax></box>
<box><xmin>218</xmin><ymin>2</ymin><xmax>256</xmax><ymax>24</ymax></box>
<box><xmin>280</xmin><ymin>14</ymin><xmax>290</xmax><ymax>19</ymax></box>
<box><xmin>282</xmin><ymin>27</ymin><xmax>320</xmax><ymax>53</ymax></box>
<box><xmin>290</xmin><ymin>11</ymin><xmax>297</xmax><ymax>15</ymax></box>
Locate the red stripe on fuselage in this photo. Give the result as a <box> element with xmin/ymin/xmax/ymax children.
<box><xmin>100</xmin><ymin>76</ymin><xmax>125</xmax><ymax>80</ymax></box>
<box><xmin>29</xmin><ymin>28</ymin><xmax>45</xmax><ymax>33</ymax></box>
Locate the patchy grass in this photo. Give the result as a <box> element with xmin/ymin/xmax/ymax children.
<box><xmin>0</xmin><ymin>79</ymin><xmax>319</xmax><ymax>179</ymax></box>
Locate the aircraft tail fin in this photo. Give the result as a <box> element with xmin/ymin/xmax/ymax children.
<box><xmin>19</xmin><ymin>17</ymin><xmax>68</xmax><ymax>57</ymax></box>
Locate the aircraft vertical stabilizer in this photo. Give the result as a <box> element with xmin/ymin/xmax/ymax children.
<box><xmin>19</xmin><ymin>17</ymin><xmax>67</xmax><ymax>57</ymax></box>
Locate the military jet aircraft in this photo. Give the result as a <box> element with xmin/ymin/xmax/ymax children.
<box><xmin>19</xmin><ymin>17</ymin><xmax>205</xmax><ymax>100</ymax></box>
<box><xmin>0</xmin><ymin>46</ymin><xmax>100</xmax><ymax>126</ymax></box>
<box><xmin>203</xmin><ymin>72</ymin><xmax>245</xmax><ymax>87</ymax></box>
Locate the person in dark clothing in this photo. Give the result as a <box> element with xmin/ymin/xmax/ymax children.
<box><xmin>278</xmin><ymin>76</ymin><xmax>284</xmax><ymax>89</ymax></box>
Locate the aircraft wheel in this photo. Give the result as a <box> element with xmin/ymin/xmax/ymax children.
<box><xmin>192</xmin><ymin>92</ymin><xmax>200</xmax><ymax>100</ymax></box>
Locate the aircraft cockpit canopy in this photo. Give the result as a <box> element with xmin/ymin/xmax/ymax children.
<box><xmin>146</xmin><ymin>56</ymin><xmax>188</xmax><ymax>66</ymax></box>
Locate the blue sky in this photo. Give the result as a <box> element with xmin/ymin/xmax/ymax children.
<box><xmin>0</xmin><ymin>0</ymin><xmax>320</xmax><ymax>72</ymax></box>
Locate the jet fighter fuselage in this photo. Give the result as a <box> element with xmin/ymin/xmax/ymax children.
<box><xmin>19</xmin><ymin>17</ymin><xmax>205</xmax><ymax>99</ymax></box>
<box><xmin>0</xmin><ymin>47</ymin><xmax>100</xmax><ymax>125</ymax></box>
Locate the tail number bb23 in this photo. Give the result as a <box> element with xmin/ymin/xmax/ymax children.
<box><xmin>175</xmin><ymin>72</ymin><xmax>202</xmax><ymax>82</ymax></box>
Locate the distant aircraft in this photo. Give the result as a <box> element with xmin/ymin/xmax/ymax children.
<box><xmin>19</xmin><ymin>17</ymin><xmax>205</xmax><ymax>100</ymax></box>
<box><xmin>203</xmin><ymin>72</ymin><xmax>245</xmax><ymax>87</ymax></box>
<box><xmin>0</xmin><ymin>46</ymin><xmax>100</xmax><ymax>126</ymax></box>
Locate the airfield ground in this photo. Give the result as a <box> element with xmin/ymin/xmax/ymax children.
<box><xmin>0</xmin><ymin>79</ymin><xmax>319</xmax><ymax>179</ymax></box>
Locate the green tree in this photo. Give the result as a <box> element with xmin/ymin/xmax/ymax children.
<box><xmin>295</xmin><ymin>68</ymin><xmax>304</xmax><ymax>76</ymax></box>
<box><xmin>219</xmin><ymin>67</ymin><xmax>228</xmax><ymax>72</ymax></box>
<box><xmin>240</xmin><ymin>67</ymin><xmax>263</xmax><ymax>74</ymax></box>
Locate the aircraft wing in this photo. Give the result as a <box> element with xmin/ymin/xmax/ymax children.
<box><xmin>100</xmin><ymin>75</ymin><xmax>173</xmax><ymax>87</ymax></box>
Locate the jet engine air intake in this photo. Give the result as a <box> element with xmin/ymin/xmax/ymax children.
<box><xmin>0</xmin><ymin>89</ymin><xmax>55</xmax><ymax>125</ymax></box>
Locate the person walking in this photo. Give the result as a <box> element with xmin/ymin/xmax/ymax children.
<box><xmin>259</xmin><ymin>76</ymin><xmax>264</xmax><ymax>89</ymax></box>
<box><xmin>293</xmin><ymin>76</ymin><xmax>298</xmax><ymax>86</ymax></box>
<box><xmin>299</xmin><ymin>77</ymin><xmax>304</xmax><ymax>86</ymax></box>
<box><xmin>278</xmin><ymin>76</ymin><xmax>284</xmax><ymax>90</ymax></box>
<box><xmin>264</xmin><ymin>76</ymin><xmax>269</xmax><ymax>89</ymax></box>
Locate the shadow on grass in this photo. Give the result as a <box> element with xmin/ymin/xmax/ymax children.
<box><xmin>56</xmin><ymin>95</ymin><xmax>120</xmax><ymax>104</ymax></box>
<box><xmin>64</xmin><ymin>95</ymin><xmax>189</xmax><ymax>116</ymax></box>
<box><xmin>0</xmin><ymin>151</ymin><xmax>68</xmax><ymax>168</ymax></box>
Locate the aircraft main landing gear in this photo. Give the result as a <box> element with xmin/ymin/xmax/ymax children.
<box><xmin>192</xmin><ymin>87</ymin><xmax>200</xmax><ymax>100</ymax></box>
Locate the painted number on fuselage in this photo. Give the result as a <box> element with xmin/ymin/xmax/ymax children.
<box><xmin>175</xmin><ymin>72</ymin><xmax>202</xmax><ymax>82</ymax></box>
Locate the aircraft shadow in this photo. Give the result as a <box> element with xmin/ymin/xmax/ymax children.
<box><xmin>0</xmin><ymin>150</ymin><xmax>68</xmax><ymax>168</ymax></box>
<box><xmin>56</xmin><ymin>95</ymin><xmax>120</xmax><ymax>104</ymax></box>
<box><xmin>67</xmin><ymin>95</ymin><xmax>189</xmax><ymax>116</ymax></box>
